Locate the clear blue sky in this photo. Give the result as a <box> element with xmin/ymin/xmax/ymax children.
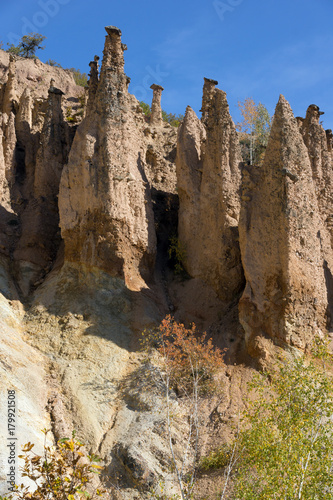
<box><xmin>1</xmin><ymin>0</ymin><xmax>333</xmax><ymax>129</ymax></box>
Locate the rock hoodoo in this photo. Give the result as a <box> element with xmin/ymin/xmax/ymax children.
<box><xmin>176</xmin><ymin>79</ymin><xmax>243</xmax><ymax>300</ymax></box>
<box><xmin>59</xmin><ymin>26</ymin><xmax>157</xmax><ymax>290</ymax></box>
<box><xmin>150</xmin><ymin>84</ymin><xmax>164</xmax><ymax>126</ymax></box>
<box><xmin>239</xmin><ymin>95</ymin><xmax>333</xmax><ymax>358</ymax></box>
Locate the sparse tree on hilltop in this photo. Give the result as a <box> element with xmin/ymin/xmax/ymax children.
<box><xmin>6</xmin><ymin>33</ymin><xmax>46</xmax><ymax>58</ymax></box>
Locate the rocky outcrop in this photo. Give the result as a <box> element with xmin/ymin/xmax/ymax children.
<box><xmin>176</xmin><ymin>80</ymin><xmax>243</xmax><ymax>300</ymax></box>
<box><xmin>239</xmin><ymin>95</ymin><xmax>333</xmax><ymax>358</ymax></box>
<box><xmin>0</xmin><ymin>49</ymin><xmax>83</xmax><ymax>108</ymax></box>
<box><xmin>59</xmin><ymin>26</ymin><xmax>157</xmax><ymax>290</ymax></box>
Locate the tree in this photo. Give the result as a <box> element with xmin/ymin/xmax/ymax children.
<box><xmin>232</xmin><ymin>355</ymin><xmax>333</xmax><ymax>499</ymax></box>
<box><xmin>20</xmin><ymin>33</ymin><xmax>46</xmax><ymax>58</ymax></box>
<box><xmin>236</xmin><ymin>98</ymin><xmax>271</xmax><ymax>165</ymax></box>
<box><xmin>6</xmin><ymin>33</ymin><xmax>46</xmax><ymax>58</ymax></box>
<box><xmin>141</xmin><ymin>316</ymin><xmax>224</xmax><ymax>500</ymax></box>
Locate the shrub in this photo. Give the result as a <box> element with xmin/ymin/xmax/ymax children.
<box><xmin>6</xmin><ymin>44</ymin><xmax>22</xmax><ymax>56</ymax></box>
<box><xmin>68</xmin><ymin>68</ymin><xmax>88</xmax><ymax>87</ymax></box>
<box><xmin>46</xmin><ymin>59</ymin><xmax>62</xmax><ymax>68</ymax></box>
<box><xmin>139</xmin><ymin>101</ymin><xmax>151</xmax><ymax>117</ymax></box>
<box><xmin>162</xmin><ymin>110</ymin><xmax>184</xmax><ymax>127</ymax></box>
<box><xmin>200</xmin><ymin>445</ymin><xmax>232</xmax><ymax>471</ymax></box>
<box><xmin>168</xmin><ymin>236</ymin><xmax>187</xmax><ymax>276</ymax></box>
<box><xmin>3</xmin><ymin>430</ymin><xmax>107</xmax><ymax>500</ymax></box>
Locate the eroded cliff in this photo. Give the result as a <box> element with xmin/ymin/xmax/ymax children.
<box><xmin>0</xmin><ymin>24</ymin><xmax>332</xmax><ymax>500</ymax></box>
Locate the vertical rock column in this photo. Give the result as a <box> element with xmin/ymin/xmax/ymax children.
<box><xmin>13</xmin><ymin>81</ymin><xmax>71</xmax><ymax>295</ymax></box>
<box><xmin>239</xmin><ymin>95</ymin><xmax>333</xmax><ymax>358</ymax></box>
<box><xmin>150</xmin><ymin>84</ymin><xmax>164</xmax><ymax>126</ymax></box>
<box><xmin>59</xmin><ymin>26</ymin><xmax>156</xmax><ymax>289</ymax></box>
<box><xmin>2</xmin><ymin>55</ymin><xmax>18</xmax><ymax>117</ymax></box>
<box><xmin>176</xmin><ymin>79</ymin><xmax>243</xmax><ymax>300</ymax></box>
<box><xmin>87</xmin><ymin>56</ymin><xmax>100</xmax><ymax>114</ymax></box>
<box><xmin>200</xmin><ymin>77</ymin><xmax>218</xmax><ymax>124</ymax></box>
<box><xmin>300</xmin><ymin>105</ymin><xmax>333</xmax><ymax>245</ymax></box>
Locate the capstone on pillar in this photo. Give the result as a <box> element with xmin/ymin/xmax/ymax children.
<box><xmin>150</xmin><ymin>83</ymin><xmax>164</xmax><ymax>126</ymax></box>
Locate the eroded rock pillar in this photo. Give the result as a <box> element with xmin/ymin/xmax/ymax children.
<box><xmin>200</xmin><ymin>77</ymin><xmax>218</xmax><ymax>123</ymax></box>
<box><xmin>239</xmin><ymin>95</ymin><xmax>333</xmax><ymax>359</ymax></box>
<box><xmin>150</xmin><ymin>84</ymin><xmax>164</xmax><ymax>126</ymax></box>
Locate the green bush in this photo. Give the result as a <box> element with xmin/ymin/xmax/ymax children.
<box><xmin>46</xmin><ymin>59</ymin><xmax>62</xmax><ymax>68</ymax></box>
<box><xmin>200</xmin><ymin>445</ymin><xmax>232</xmax><ymax>471</ymax></box>
<box><xmin>168</xmin><ymin>236</ymin><xmax>187</xmax><ymax>275</ymax></box>
<box><xmin>68</xmin><ymin>68</ymin><xmax>88</xmax><ymax>87</ymax></box>
<box><xmin>162</xmin><ymin>110</ymin><xmax>184</xmax><ymax>127</ymax></box>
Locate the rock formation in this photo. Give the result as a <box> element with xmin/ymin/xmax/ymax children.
<box><xmin>59</xmin><ymin>26</ymin><xmax>157</xmax><ymax>290</ymax></box>
<box><xmin>300</xmin><ymin>105</ymin><xmax>333</xmax><ymax>245</ymax></box>
<box><xmin>2</xmin><ymin>55</ymin><xmax>18</xmax><ymax>117</ymax></box>
<box><xmin>239</xmin><ymin>95</ymin><xmax>333</xmax><ymax>358</ymax></box>
<box><xmin>150</xmin><ymin>83</ymin><xmax>164</xmax><ymax>126</ymax></box>
<box><xmin>13</xmin><ymin>81</ymin><xmax>72</xmax><ymax>295</ymax></box>
<box><xmin>1</xmin><ymin>23</ymin><xmax>333</xmax><ymax>500</ymax></box>
<box><xmin>176</xmin><ymin>79</ymin><xmax>243</xmax><ymax>300</ymax></box>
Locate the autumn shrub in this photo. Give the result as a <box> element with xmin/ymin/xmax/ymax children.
<box><xmin>3</xmin><ymin>430</ymin><xmax>107</xmax><ymax>500</ymax></box>
<box><xmin>141</xmin><ymin>316</ymin><xmax>225</xmax><ymax>500</ymax></box>
<box><xmin>141</xmin><ymin>315</ymin><xmax>224</xmax><ymax>396</ymax></box>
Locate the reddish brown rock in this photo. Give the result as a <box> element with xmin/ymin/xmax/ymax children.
<box><xmin>239</xmin><ymin>95</ymin><xmax>333</xmax><ymax>357</ymax></box>
<box><xmin>176</xmin><ymin>81</ymin><xmax>243</xmax><ymax>300</ymax></box>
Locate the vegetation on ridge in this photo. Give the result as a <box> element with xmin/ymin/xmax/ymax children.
<box><xmin>6</xmin><ymin>33</ymin><xmax>46</xmax><ymax>59</ymax></box>
<box><xmin>140</xmin><ymin>101</ymin><xmax>184</xmax><ymax>127</ymax></box>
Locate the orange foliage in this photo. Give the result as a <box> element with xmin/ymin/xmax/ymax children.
<box><xmin>143</xmin><ymin>315</ymin><xmax>225</xmax><ymax>395</ymax></box>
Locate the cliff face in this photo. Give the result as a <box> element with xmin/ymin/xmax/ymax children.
<box><xmin>176</xmin><ymin>79</ymin><xmax>244</xmax><ymax>301</ymax></box>
<box><xmin>239</xmin><ymin>95</ymin><xmax>333</xmax><ymax>359</ymax></box>
<box><xmin>0</xmin><ymin>57</ymin><xmax>76</xmax><ymax>296</ymax></box>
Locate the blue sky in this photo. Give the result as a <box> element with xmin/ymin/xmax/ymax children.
<box><xmin>1</xmin><ymin>0</ymin><xmax>333</xmax><ymax>128</ymax></box>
